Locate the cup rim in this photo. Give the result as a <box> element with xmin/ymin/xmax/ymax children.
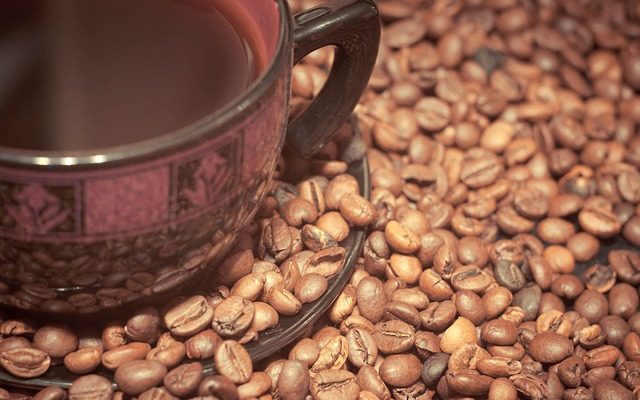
<box><xmin>0</xmin><ymin>0</ymin><xmax>291</xmax><ymax>167</ymax></box>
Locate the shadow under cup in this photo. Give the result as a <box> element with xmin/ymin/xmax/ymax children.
<box><xmin>0</xmin><ymin>0</ymin><xmax>301</xmax><ymax>319</ymax></box>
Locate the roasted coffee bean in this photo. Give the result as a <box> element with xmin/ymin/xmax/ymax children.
<box><xmin>185</xmin><ymin>329</ymin><xmax>222</xmax><ymax>360</ymax></box>
<box><xmin>512</xmin><ymin>284</ymin><xmax>542</xmax><ymax>321</ymax></box>
<box><xmin>211</xmin><ymin>295</ymin><xmax>255</xmax><ymax>338</ymax></box>
<box><xmin>310</xmin><ymin>369</ymin><xmax>359</xmax><ymax>400</ymax></box>
<box><xmin>163</xmin><ymin>362</ymin><xmax>204</xmax><ymax>398</ymax></box>
<box><xmin>440</xmin><ymin>317</ymin><xmax>477</xmax><ymax>354</ymax></box>
<box><xmin>419</xmin><ymin>300</ymin><xmax>458</xmax><ymax>332</ymax></box>
<box><xmin>483</xmin><ymin>287</ymin><xmax>513</xmax><ymax>320</ymax></box>
<box><xmin>32</xmin><ymin>386</ymin><xmax>67</xmax><ymax>400</ymax></box>
<box><xmin>146</xmin><ymin>333</ymin><xmax>185</xmax><ymax>368</ymax></box>
<box><xmin>33</xmin><ymin>324</ymin><xmax>78</xmax><ymax>359</ymax></box>
<box><xmin>593</xmin><ymin>380</ymin><xmax>633</xmax><ymax>400</ymax></box>
<box><xmin>608</xmin><ymin>283</ymin><xmax>639</xmax><ymax>319</ymax></box>
<box><xmin>114</xmin><ymin>359</ymin><xmax>167</xmax><ymax>396</ymax></box>
<box><xmin>357</xmin><ymin>365</ymin><xmax>390</xmax><ymax>400</ymax></box>
<box><xmin>448</xmin><ymin>343</ymin><xmax>489</xmax><ymax>371</ymax></box>
<box><xmin>445</xmin><ymin>369</ymin><xmax>493</xmax><ymax>396</ymax></box>
<box><xmin>278</xmin><ymin>360</ymin><xmax>309</xmax><ymax>400</ymax></box>
<box><xmin>373</xmin><ymin>320</ymin><xmax>415</xmax><ymax>354</ymax></box>
<box><xmin>618</xmin><ymin>361</ymin><xmax>640</xmax><ymax>390</ymax></box>
<box><xmin>453</xmin><ymin>290</ymin><xmax>485</xmax><ymax>326</ymax></box>
<box><xmin>379</xmin><ymin>354</ymin><xmax>422</xmax><ymax>387</ymax></box>
<box><xmin>311</xmin><ymin>335</ymin><xmax>348</xmax><ymax>372</ymax></box>
<box><xmin>125</xmin><ymin>307</ymin><xmax>161</xmax><ymax>344</ymax></box>
<box><xmin>68</xmin><ymin>374</ymin><xmax>113</xmax><ymax>400</ymax></box>
<box><xmin>64</xmin><ymin>347</ymin><xmax>102</xmax><ymax>375</ymax></box>
<box><xmin>215</xmin><ymin>340</ymin><xmax>252</xmax><ymax>384</ymax></box>
<box><xmin>294</xmin><ymin>273</ymin><xmax>327</xmax><ymax>304</ymax></box>
<box><xmin>197</xmin><ymin>375</ymin><xmax>239</xmax><ymax>399</ymax></box>
<box><xmin>574</xmin><ymin>290</ymin><xmax>608</xmax><ymax>324</ymax></box>
<box><xmin>421</xmin><ymin>352</ymin><xmax>449</xmax><ymax>387</ymax></box>
<box><xmin>477</xmin><ymin>357</ymin><xmax>522</xmax><ymax>378</ymax></box>
<box><xmin>481</xmin><ymin>319</ymin><xmax>518</xmax><ymax>346</ymax></box>
<box><xmin>0</xmin><ymin>347</ymin><xmax>50</xmax><ymax>378</ymax></box>
<box><xmin>528</xmin><ymin>332</ymin><xmax>574</xmax><ymax>363</ymax></box>
<box><xmin>599</xmin><ymin>315</ymin><xmax>629</xmax><ymax>348</ymax></box>
<box><xmin>494</xmin><ymin>259</ymin><xmax>526</xmax><ymax>292</ymax></box>
<box><xmin>164</xmin><ymin>295</ymin><xmax>214</xmax><ymax>337</ymax></box>
<box><xmin>383</xmin><ymin>301</ymin><xmax>421</xmax><ymax>328</ymax></box>
<box><xmin>356</xmin><ymin>277</ymin><xmax>387</xmax><ymax>323</ymax></box>
<box><xmin>102</xmin><ymin>342</ymin><xmax>151</xmax><ymax>371</ymax></box>
<box><xmin>557</xmin><ymin>356</ymin><xmax>585</xmax><ymax>388</ymax></box>
<box><xmin>489</xmin><ymin>377</ymin><xmax>518</xmax><ymax>400</ymax></box>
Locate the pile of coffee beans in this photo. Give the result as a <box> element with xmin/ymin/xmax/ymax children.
<box><xmin>5</xmin><ymin>0</ymin><xmax>640</xmax><ymax>398</ymax></box>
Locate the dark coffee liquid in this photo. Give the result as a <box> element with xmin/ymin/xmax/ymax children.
<box><xmin>0</xmin><ymin>0</ymin><xmax>261</xmax><ymax>151</ymax></box>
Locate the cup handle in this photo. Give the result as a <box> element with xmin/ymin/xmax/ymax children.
<box><xmin>286</xmin><ymin>0</ymin><xmax>380</xmax><ymax>158</ymax></box>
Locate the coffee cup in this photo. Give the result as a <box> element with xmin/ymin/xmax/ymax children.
<box><xmin>0</xmin><ymin>0</ymin><xmax>380</xmax><ymax>316</ymax></box>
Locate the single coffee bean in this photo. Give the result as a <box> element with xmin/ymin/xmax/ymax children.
<box><xmin>114</xmin><ymin>359</ymin><xmax>167</xmax><ymax>396</ymax></box>
<box><xmin>489</xmin><ymin>377</ymin><xmax>518</xmax><ymax>400</ymax></box>
<box><xmin>294</xmin><ymin>273</ymin><xmax>328</xmax><ymax>304</ymax></box>
<box><xmin>164</xmin><ymin>295</ymin><xmax>214</xmax><ymax>337</ymax></box>
<box><xmin>215</xmin><ymin>340</ymin><xmax>253</xmax><ymax>384</ymax></box>
<box><xmin>64</xmin><ymin>347</ymin><xmax>102</xmax><ymax>375</ymax></box>
<box><xmin>509</xmin><ymin>373</ymin><xmax>548</xmax><ymax>399</ymax></box>
<box><xmin>357</xmin><ymin>365</ymin><xmax>390</xmax><ymax>400</ymax></box>
<box><xmin>481</xmin><ymin>319</ymin><xmax>518</xmax><ymax>346</ymax></box>
<box><xmin>418</xmin><ymin>269</ymin><xmax>454</xmax><ymax>301</ymax></box>
<box><xmin>445</xmin><ymin>369</ymin><xmax>493</xmax><ymax>396</ymax></box>
<box><xmin>32</xmin><ymin>386</ymin><xmax>67</xmax><ymax>400</ymax></box>
<box><xmin>599</xmin><ymin>315</ymin><xmax>630</xmax><ymax>348</ymax></box>
<box><xmin>574</xmin><ymin>290</ymin><xmax>608</xmax><ymax>324</ymax></box>
<box><xmin>494</xmin><ymin>259</ymin><xmax>526</xmax><ymax>292</ymax></box>
<box><xmin>477</xmin><ymin>357</ymin><xmax>522</xmax><ymax>378</ymax></box>
<box><xmin>125</xmin><ymin>307</ymin><xmax>161</xmax><ymax>344</ymax></box>
<box><xmin>567</xmin><ymin>232</ymin><xmax>600</xmax><ymax>262</ymax></box>
<box><xmin>163</xmin><ymin>362</ymin><xmax>204</xmax><ymax>398</ymax></box>
<box><xmin>618</xmin><ymin>361</ymin><xmax>640</xmax><ymax>390</ymax></box>
<box><xmin>482</xmin><ymin>287</ymin><xmax>513</xmax><ymax>320</ymax></box>
<box><xmin>452</xmin><ymin>290</ymin><xmax>485</xmax><ymax>326</ymax></box>
<box><xmin>356</xmin><ymin>277</ymin><xmax>387</xmax><ymax>323</ymax></box>
<box><xmin>101</xmin><ymin>342</ymin><xmax>151</xmax><ymax>371</ymax></box>
<box><xmin>373</xmin><ymin>320</ymin><xmax>415</xmax><ymax>354</ymax></box>
<box><xmin>512</xmin><ymin>285</ymin><xmax>542</xmax><ymax>321</ymax></box>
<box><xmin>211</xmin><ymin>295</ymin><xmax>255</xmax><ymax>338</ymax></box>
<box><xmin>33</xmin><ymin>324</ymin><xmax>78</xmax><ymax>359</ymax></box>
<box><xmin>68</xmin><ymin>374</ymin><xmax>113</xmax><ymax>400</ymax></box>
<box><xmin>0</xmin><ymin>347</ymin><xmax>51</xmax><ymax>378</ymax></box>
<box><xmin>277</xmin><ymin>360</ymin><xmax>309</xmax><ymax>400</ymax></box>
<box><xmin>583</xmin><ymin>263</ymin><xmax>616</xmax><ymax>293</ymax></box>
<box><xmin>557</xmin><ymin>356</ymin><xmax>585</xmax><ymax>388</ymax></box>
<box><xmin>593</xmin><ymin>379</ymin><xmax>633</xmax><ymax>400</ymax></box>
<box><xmin>528</xmin><ymin>332</ymin><xmax>574</xmax><ymax>363</ymax></box>
<box><xmin>379</xmin><ymin>353</ymin><xmax>422</xmax><ymax>387</ymax></box>
<box><xmin>582</xmin><ymin>367</ymin><xmax>616</xmax><ymax>387</ymax></box>
<box><xmin>310</xmin><ymin>369</ymin><xmax>359</xmax><ymax>400</ymax></box>
<box><xmin>288</xmin><ymin>338</ymin><xmax>320</xmax><ymax>367</ymax></box>
<box><xmin>310</xmin><ymin>335</ymin><xmax>348</xmax><ymax>372</ymax></box>
<box><xmin>197</xmin><ymin>375</ymin><xmax>239</xmax><ymax>399</ymax></box>
<box><xmin>418</xmin><ymin>298</ymin><xmax>455</xmax><ymax>329</ymax></box>
<box><xmin>346</xmin><ymin>328</ymin><xmax>378</xmax><ymax>368</ymax></box>
<box><xmin>138</xmin><ymin>387</ymin><xmax>177</xmax><ymax>400</ymax></box>
<box><xmin>440</xmin><ymin>317</ymin><xmax>477</xmax><ymax>354</ymax></box>
<box><xmin>608</xmin><ymin>283</ymin><xmax>639</xmax><ymax>319</ymax></box>
<box><xmin>146</xmin><ymin>334</ymin><xmax>185</xmax><ymax>368</ymax></box>
<box><xmin>185</xmin><ymin>329</ymin><xmax>222</xmax><ymax>361</ymax></box>
<box><xmin>584</xmin><ymin>345</ymin><xmax>621</xmax><ymax>369</ymax></box>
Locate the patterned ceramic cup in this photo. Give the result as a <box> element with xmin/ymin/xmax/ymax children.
<box><xmin>0</xmin><ymin>0</ymin><xmax>380</xmax><ymax>317</ymax></box>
